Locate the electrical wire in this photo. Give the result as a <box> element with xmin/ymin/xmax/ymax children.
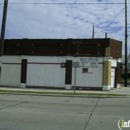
<box><xmin>103</xmin><ymin>7</ymin><xmax>125</xmax><ymax>31</ymax></box>
<box><xmin>0</xmin><ymin>2</ymin><xmax>130</xmax><ymax>5</ymax></box>
<box><xmin>94</xmin><ymin>7</ymin><xmax>125</xmax><ymax>34</ymax></box>
<box><xmin>0</xmin><ymin>1</ymin><xmax>128</xmax><ymax>40</ymax></box>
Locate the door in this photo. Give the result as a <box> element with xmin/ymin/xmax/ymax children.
<box><xmin>110</xmin><ymin>68</ymin><xmax>115</xmax><ymax>88</ymax></box>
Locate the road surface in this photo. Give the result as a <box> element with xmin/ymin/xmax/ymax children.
<box><xmin>0</xmin><ymin>94</ymin><xmax>130</xmax><ymax>130</ymax></box>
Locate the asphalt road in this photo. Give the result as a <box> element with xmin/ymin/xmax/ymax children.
<box><xmin>0</xmin><ymin>94</ymin><xmax>130</xmax><ymax>130</ymax></box>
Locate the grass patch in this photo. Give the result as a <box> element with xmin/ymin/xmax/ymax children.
<box><xmin>0</xmin><ymin>89</ymin><xmax>127</xmax><ymax>97</ymax></box>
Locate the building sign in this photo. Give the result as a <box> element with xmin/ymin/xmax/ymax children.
<box><xmin>80</xmin><ymin>57</ymin><xmax>98</xmax><ymax>68</ymax></box>
<box><xmin>72</xmin><ymin>62</ymin><xmax>79</xmax><ymax>68</ymax></box>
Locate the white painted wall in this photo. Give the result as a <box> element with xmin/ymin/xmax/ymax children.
<box><xmin>27</xmin><ymin>56</ymin><xmax>66</xmax><ymax>88</ymax></box>
<box><xmin>27</xmin><ymin>64</ymin><xmax>65</xmax><ymax>87</ymax></box>
<box><xmin>1</xmin><ymin>56</ymin><xmax>21</xmax><ymax>63</ymax></box>
<box><xmin>26</xmin><ymin>56</ymin><xmax>104</xmax><ymax>88</ymax></box>
<box><xmin>0</xmin><ymin>56</ymin><xmax>112</xmax><ymax>89</ymax></box>
<box><xmin>72</xmin><ymin>57</ymin><xmax>103</xmax><ymax>87</ymax></box>
<box><xmin>110</xmin><ymin>59</ymin><xmax>117</xmax><ymax>67</ymax></box>
<box><xmin>0</xmin><ymin>56</ymin><xmax>21</xmax><ymax>87</ymax></box>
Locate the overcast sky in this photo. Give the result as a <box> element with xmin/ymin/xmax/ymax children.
<box><xmin>0</xmin><ymin>0</ymin><xmax>130</xmax><ymax>54</ymax></box>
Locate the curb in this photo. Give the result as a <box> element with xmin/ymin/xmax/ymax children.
<box><xmin>0</xmin><ymin>90</ymin><xmax>128</xmax><ymax>98</ymax></box>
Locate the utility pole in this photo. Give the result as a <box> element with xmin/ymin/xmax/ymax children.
<box><xmin>0</xmin><ymin>0</ymin><xmax>8</xmax><ymax>77</ymax></box>
<box><xmin>105</xmin><ymin>32</ymin><xmax>107</xmax><ymax>38</ymax></box>
<box><xmin>124</xmin><ymin>0</ymin><xmax>128</xmax><ymax>87</ymax></box>
<box><xmin>92</xmin><ymin>25</ymin><xmax>94</xmax><ymax>39</ymax></box>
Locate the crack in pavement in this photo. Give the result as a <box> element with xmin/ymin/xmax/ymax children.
<box><xmin>0</xmin><ymin>101</ymin><xmax>28</xmax><ymax>111</ymax></box>
<box><xmin>83</xmin><ymin>97</ymin><xmax>100</xmax><ymax>130</ymax></box>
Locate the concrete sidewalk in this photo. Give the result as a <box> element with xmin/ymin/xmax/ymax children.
<box><xmin>0</xmin><ymin>86</ymin><xmax>130</xmax><ymax>96</ymax></box>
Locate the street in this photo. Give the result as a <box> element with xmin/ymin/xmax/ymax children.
<box><xmin>0</xmin><ymin>94</ymin><xmax>130</xmax><ymax>130</ymax></box>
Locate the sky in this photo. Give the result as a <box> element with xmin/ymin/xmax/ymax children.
<box><xmin>0</xmin><ymin>0</ymin><xmax>130</xmax><ymax>54</ymax></box>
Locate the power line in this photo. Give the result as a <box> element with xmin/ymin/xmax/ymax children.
<box><xmin>0</xmin><ymin>2</ymin><xmax>130</xmax><ymax>5</ymax></box>
<box><xmin>103</xmin><ymin>7</ymin><xmax>125</xmax><ymax>31</ymax></box>
<box><xmin>95</xmin><ymin>7</ymin><xmax>125</xmax><ymax>33</ymax></box>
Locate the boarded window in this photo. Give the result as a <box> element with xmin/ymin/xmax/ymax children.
<box><xmin>82</xmin><ymin>68</ymin><xmax>88</xmax><ymax>73</ymax></box>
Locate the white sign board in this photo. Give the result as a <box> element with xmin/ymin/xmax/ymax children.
<box><xmin>80</xmin><ymin>57</ymin><xmax>98</xmax><ymax>68</ymax></box>
<box><xmin>72</xmin><ymin>62</ymin><xmax>79</xmax><ymax>68</ymax></box>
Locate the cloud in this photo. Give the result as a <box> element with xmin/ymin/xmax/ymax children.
<box><xmin>0</xmin><ymin>0</ymin><xmax>130</xmax><ymax>54</ymax></box>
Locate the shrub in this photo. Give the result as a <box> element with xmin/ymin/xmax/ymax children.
<box><xmin>121</xmin><ymin>73</ymin><xmax>130</xmax><ymax>78</ymax></box>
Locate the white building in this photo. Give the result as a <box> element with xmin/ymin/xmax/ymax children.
<box><xmin>0</xmin><ymin>38</ymin><xmax>122</xmax><ymax>91</ymax></box>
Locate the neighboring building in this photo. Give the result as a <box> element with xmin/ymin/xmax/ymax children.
<box><xmin>0</xmin><ymin>38</ymin><xmax>122</xmax><ymax>90</ymax></box>
<box><xmin>121</xmin><ymin>54</ymin><xmax>130</xmax><ymax>73</ymax></box>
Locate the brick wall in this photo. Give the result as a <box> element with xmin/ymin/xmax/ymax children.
<box><xmin>110</xmin><ymin>39</ymin><xmax>122</xmax><ymax>58</ymax></box>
